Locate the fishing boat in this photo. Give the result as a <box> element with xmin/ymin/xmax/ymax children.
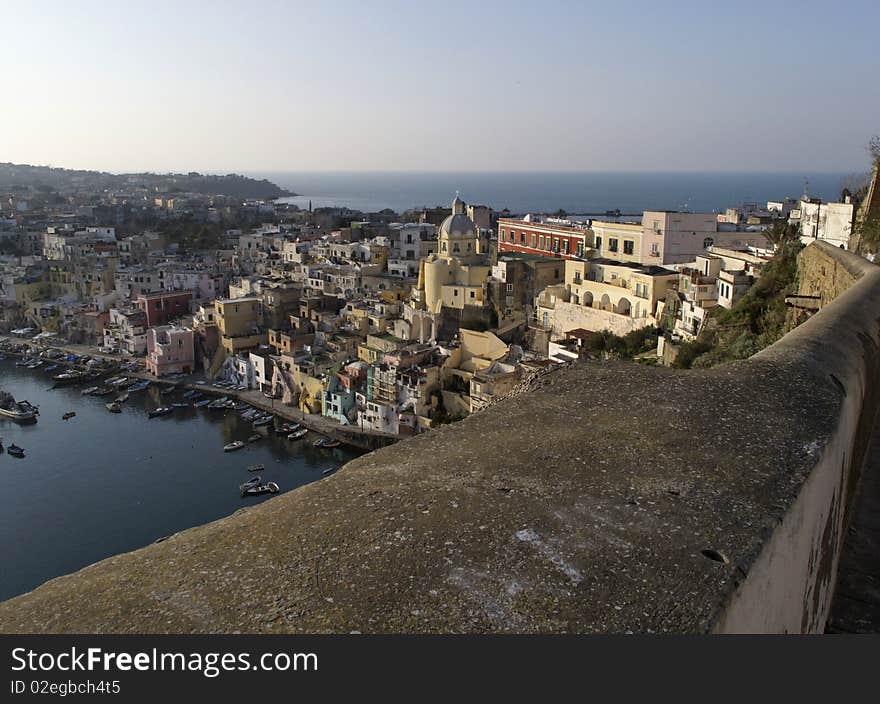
<box><xmin>208</xmin><ymin>399</ymin><xmax>228</xmax><ymax>410</ymax></box>
<box><xmin>27</xmin><ymin>360</ymin><xmax>44</xmax><ymax>369</ymax></box>
<box><xmin>193</xmin><ymin>399</ymin><xmax>211</xmax><ymax>408</ymax></box>
<box><xmin>247</xmin><ymin>464</ymin><xmax>265</xmax><ymax>472</ymax></box>
<box><xmin>7</xmin><ymin>444</ymin><xmax>25</xmax><ymax>458</ymax></box>
<box><xmin>171</xmin><ymin>402</ymin><xmax>190</xmax><ymax>409</ymax></box>
<box><xmin>52</xmin><ymin>370</ymin><xmax>89</xmax><ymax>386</ymax></box>
<box><xmin>287</xmin><ymin>428</ymin><xmax>308</xmax><ymax>441</ymax></box>
<box><xmin>223</xmin><ymin>440</ymin><xmax>245</xmax><ymax>452</ymax></box>
<box><xmin>253</xmin><ymin>416</ymin><xmax>274</xmax><ymax>427</ymax></box>
<box><xmin>43</xmin><ymin>364</ymin><xmax>59</xmax><ymax>372</ymax></box>
<box><xmin>62</xmin><ymin>411</ymin><xmax>76</xmax><ymax>420</ymax></box>
<box><xmin>247</xmin><ymin>433</ymin><xmax>261</xmax><ymax>443</ymax></box>
<box><xmin>92</xmin><ymin>387</ymin><xmax>113</xmax><ymax>396</ymax></box>
<box><xmin>241</xmin><ymin>480</ymin><xmax>279</xmax><ymax>497</ymax></box>
<box><xmin>275</xmin><ymin>422</ymin><xmax>297</xmax><ymax>435</ymax></box>
<box><xmin>0</xmin><ymin>395</ymin><xmax>39</xmax><ymax>424</ymax></box>
<box><xmin>81</xmin><ymin>386</ymin><xmax>100</xmax><ymax>395</ymax></box>
<box><xmin>106</xmin><ymin>401</ymin><xmax>122</xmax><ymax>413</ymax></box>
<box><xmin>182</xmin><ymin>390</ymin><xmax>200</xmax><ymax>400</ymax></box>
<box><xmin>314</xmin><ymin>438</ymin><xmax>341</xmax><ymax>449</ymax></box>
<box><xmin>127</xmin><ymin>380</ymin><xmax>150</xmax><ymax>392</ymax></box>
<box><xmin>148</xmin><ymin>406</ymin><xmax>174</xmax><ymax>418</ymax></box>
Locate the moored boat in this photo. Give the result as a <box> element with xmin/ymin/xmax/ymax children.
<box><xmin>81</xmin><ymin>386</ymin><xmax>100</xmax><ymax>395</ymax></box>
<box><xmin>247</xmin><ymin>464</ymin><xmax>265</xmax><ymax>472</ymax></box>
<box><xmin>0</xmin><ymin>394</ymin><xmax>39</xmax><ymax>424</ymax></box>
<box><xmin>288</xmin><ymin>428</ymin><xmax>308</xmax><ymax>441</ymax></box>
<box><xmin>148</xmin><ymin>406</ymin><xmax>174</xmax><ymax>418</ymax></box>
<box><xmin>106</xmin><ymin>401</ymin><xmax>122</xmax><ymax>413</ymax></box>
<box><xmin>253</xmin><ymin>416</ymin><xmax>274</xmax><ymax>427</ymax></box>
<box><xmin>52</xmin><ymin>370</ymin><xmax>89</xmax><ymax>386</ymax></box>
<box><xmin>223</xmin><ymin>440</ymin><xmax>245</xmax><ymax>452</ymax></box>
<box><xmin>241</xmin><ymin>480</ymin><xmax>279</xmax><ymax>497</ymax></box>
<box><xmin>7</xmin><ymin>443</ymin><xmax>25</xmax><ymax>458</ymax></box>
<box><xmin>247</xmin><ymin>433</ymin><xmax>261</xmax><ymax>443</ymax></box>
<box><xmin>62</xmin><ymin>411</ymin><xmax>76</xmax><ymax>420</ymax></box>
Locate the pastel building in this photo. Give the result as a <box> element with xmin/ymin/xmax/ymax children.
<box><xmin>146</xmin><ymin>326</ymin><xmax>195</xmax><ymax>376</ymax></box>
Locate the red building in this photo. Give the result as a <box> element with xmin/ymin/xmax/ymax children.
<box><xmin>135</xmin><ymin>290</ymin><xmax>193</xmax><ymax>328</ymax></box>
<box><xmin>497</xmin><ymin>217</ymin><xmax>590</xmax><ymax>260</ymax></box>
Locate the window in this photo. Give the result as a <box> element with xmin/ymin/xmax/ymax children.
<box><xmin>609</xmin><ymin>238</ymin><xmax>619</xmax><ymax>252</ymax></box>
<box><xmin>595</xmin><ymin>236</ymin><xmax>602</xmax><ymax>250</ymax></box>
<box><xmin>623</xmin><ymin>240</ymin><xmax>634</xmax><ymax>255</ymax></box>
<box><xmin>531</xmin><ymin>234</ymin><xmax>537</xmax><ymax>248</ymax></box>
<box><xmin>561</xmin><ymin>240</ymin><xmax>569</xmax><ymax>253</ymax></box>
<box><xmin>552</xmin><ymin>238</ymin><xmax>560</xmax><ymax>252</ymax></box>
<box><xmin>703</xmin><ymin>237</ymin><xmax>714</xmax><ymax>248</ymax></box>
<box><xmin>539</xmin><ymin>236</ymin><xmax>545</xmax><ymax>249</ymax></box>
<box><xmin>469</xmin><ymin>291</ymin><xmax>475</xmax><ymax>299</ymax></box>
<box><xmin>500</xmin><ymin>229</ymin><xmax>506</xmax><ymax>241</ymax></box>
<box><xmin>520</xmin><ymin>232</ymin><xmax>526</xmax><ymax>244</ymax></box>
<box><xmin>506</xmin><ymin>283</ymin><xmax>513</xmax><ymax>292</ymax></box>
<box><xmin>576</xmin><ymin>242</ymin><xmax>584</xmax><ymax>258</ymax></box>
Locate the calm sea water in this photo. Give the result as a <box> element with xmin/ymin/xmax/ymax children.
<box><xmin>254</xmin><ymin>171</ymin><xmax>864</xmax><ymax>215</ymax></box>
<box><xmin>0</xmin><ymin>360</ymin><xmax>360</xmax><ymax>602</ymax></box>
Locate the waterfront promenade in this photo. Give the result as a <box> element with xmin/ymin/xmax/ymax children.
<box><xmin>0</xmin><ymin>335</ymin><xmax>398</xmax><ymax>452</ymax></box>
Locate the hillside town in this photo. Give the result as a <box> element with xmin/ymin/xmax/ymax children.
<box><xmin>2</xmin><ymin>165</ymin><xmax>878</xmax><ymax>442</ymax></box>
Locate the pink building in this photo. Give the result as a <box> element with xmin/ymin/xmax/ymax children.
<box><xmin>135</xmin><ymin>290</ymin><xmax>193</xmax><ymax>328</ymax></box>
<box><xmin>146</xmin><ymin>325</ymin><xmax>195</xmax><ymax>376</ymax></box>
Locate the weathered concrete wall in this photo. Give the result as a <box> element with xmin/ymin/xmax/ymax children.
<box><xmin>712</xmin><ymin>241</ymin><xmax>880</xmax><ymax>632</ymax></box>
<box><xmin>0</xmin><ymin>241</ymin><xmax>878</xmax><ymax>633</ymax></box>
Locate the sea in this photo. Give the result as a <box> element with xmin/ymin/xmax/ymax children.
<box><xmin>0</xmin><ymin>359</ymin><xmax>361</xmax><ymax>602</ymax></box>
<box><xmin>253</xmin><ymin>171</ymin><xmax>865</xmax><ymax>216</ymax></box>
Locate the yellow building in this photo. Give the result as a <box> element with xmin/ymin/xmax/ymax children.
<box><xmin>215</xmin><ymin>296</ymin><xmax>266</xmax><ymax>354</ymax></box>
<box><xmin>407</xmin><ymin>195</ymin><xmax>494</xmax><ymax>341</ymax></box>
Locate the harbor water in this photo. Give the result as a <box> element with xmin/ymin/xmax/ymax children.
<box><xmin>0</xmin><ymin>358</ymin><xmax>361</xmax><ymax>602</ymax></box>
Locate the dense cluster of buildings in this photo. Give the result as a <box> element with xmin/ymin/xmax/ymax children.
<box><xmin>2</xmin><ymin>176</ymin><xmax>869</xmax><ymax>438</ymax></box>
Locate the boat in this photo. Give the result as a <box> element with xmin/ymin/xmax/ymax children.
<box><xmin>0</xmin><ymin>395</ymin><xmax>39</xmax><ymax>424</ymax></box>
<box><xmin>43</xmin><ymin>364</ymin><xmax>59</xmax><ymax>372</ymax></box>
<box><xmin>171</xmin><ymin>402</ymin><xmax>190</xmax><ymax>409</ymax></box>
<box><xmin>247</xmin><ymin>433</ymin><xmax>261</xmax><ymax>443</ymax></box>
<box><xmin>92</xmin><ymin>387</ymin><xmax>114</xmax><ymax>396</ymax></box>
<box><xmin>247</xmin><ymin>464</ymin><xmax>265</xmax><ymax>472</ymax></box>
<box><xmin>288</xmin><ymin>428</ymin><xmax>308</xmax><ymax>441</ymax></box>
<box><xmin>241</xmin><ymin>481</ymin><xmax>279</xmax><ymax>497</ymax></box>
<box><xmin>253</xmin><ymin>416</ymin><xmax>274</xmax><ymax>427</ymax></box>
<box><xmin>7</xmin><ymin>444</ymin><xmax>25</xmax><ymax>458</ymax></box>
<box><xmin>223</xmin><ymin>440</ymin><xmax>245</xmax><ymax>452</ymax></box>
<box><xmin>127</xmin><ymin>380</ymin><xmax>150</xmax><ymax>392</ymax></box>
<box><xmin>148</xmin><ymin>406</ymin><xmax>174</xmax><ymax>418</ymax></box>
<box><xmin>322</xmin><ymin>467</ymin><xmax>337</xmax><ymax>476</ymax></box>
<box><xmin>193</xmin><ymin>399</ymin><xmax>211</xmax><ymax>408</ymax></box>
<box><xmin>116</xmin><ymin>392</ymin><xmax>130</xmax><ymax>403</ymax></box>
<box><xmin>208</xmin><ymin>399</ymin><xmax>228</xmax><ymax>410</ymax></box>
<box><xmin>27</xmin><ymin>360</ymin><xmax>44</xmax><ymax>369</ymax></box>
<box><xmin>314</xmin><ymin>438</ymin><xmax>341</xmax><ymax>449</ymax></box>
<box><xmin>182</xmin><ymin>390</ymin><xmax>200</xmax><ymax>400</ymax></box>
<box><xmin>52</xmin><ymin>370</ymin><xmax>89</xmax><ymax>386</ymax></box>
<box><xmin>239</xmin><ymin>476</ymin><xmax>262</xmax><ymax>493</ymax></box>
<box><xmin>81</xmin><ymin>386</ymin><xmax>100</xmax><ymax>395</ymax></box>
<box><xmin>275</xmin><ymin>423</ymin><xmax>297</xmax><ymax>435</ymax></box>
<box><xmin>106</xmin><ymin>401</ymin><xmax>122</xmax><ymax>413</ymax></box>
<box><xmin>62</xmin><ymin>412</ymin><xmax>76</xmax><ymax>420</ymax></box>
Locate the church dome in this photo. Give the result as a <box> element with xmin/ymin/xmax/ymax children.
<box><xmin>438</xmin><ymin>212</ymin><xmax>477</xmax><ymax>240</ymax></box>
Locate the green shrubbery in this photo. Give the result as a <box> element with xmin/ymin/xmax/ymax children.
<box><xmin>672</xmin><ymin>240</ymin><xmax>803</xmax><ymax>369</ymax></box>
<box><xmin>582</xmin><ymin>325</ymin><xmax>659</xmax><ymax>359</ymax></box>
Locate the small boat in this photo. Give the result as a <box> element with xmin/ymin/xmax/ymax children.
<box><xmin>253</xmin><ymin>416</ymin><xmax>274</xmax><ymax>427</ymax></box>
<box><xmin>241</xmin><ymin>480</ymin><xmax>279</xmax><ymax>497</ymax></box>
<box><xmin>275</xmin><ymin>423</ymin><xmax>297</xmax><ymax>435</ymax></box>
<box><xmin>116</xmin><ymin>392</ymin><xmax>130</xmax><ymax>403</ymax></box>
<box><xmin>53</xmin><ymin>370</ymin><xmax>88</xmax><ymax>386</ymax></box>
<box><xmin>322</xmin><ymin>467</ymin><xmax>337</xmax><ymax>476</ymax></box>
<box><xmin>182</xmin><ymin>390</ymin><xmax>200</xmax><ymax>400</ymax></box>
<box><xmin>92</xmin><ymin>387</ymin><xmax>114</xmax><ymax>396</ymax></box>
<box><xmin>7</xmin><ymin>444</ymin><xmax>25</xmax><ymax>458</ymax></box>
<box><xmin>247</xmin><ymin>464</ymin><xmax>265</xmax><ymax>472</ymax></box>
<box><xmin>239</xmin><ymin>476</ymin><xmax>262</xmax><ymax>493</ymax></box>
<box><xmin>288</xmin><ymin>428</ymin><xmax>308</xmax><ymax>441</ymax></box>
<box><xmin>193</xmin><ymin>399</ymin><xmax>211</xmax><ymax>408</ymax></box>
<box><xmin>44</xmin><ymin>364</ymin><xmax>59</xmax><ymax>372</ymax></box>
<box><xmin>62</xmin><ymin>412</ymin><xmax>76</xmax><ymax>420</ymax></box>
<box><xmin>27</xmin><ymin>360</ymin><xmax>44</xmax><ymax>369</ymax></box>
<box><xmin>81</xmin><ymin>386</ymin><xmax>100</xmax><ymax>395</ymax></box>
<box><xmin>224</xmin><ymin>440</ymin><xmax>245</xmax><ymax>452</ymax></box>
<box><xmin>127</xmin><ymin>380</ymin><xmax>150</xmax><ymax>392</ymax></box>
<box><xmin>314</xmin><ymin>438</ymin><xmax>341</xmax><ymax>449</ymax></box>
<box><xmin>171</xmin><ymin>402</ymin><xmax>190</xmax><ymax>409</ymax></box>
<box><xmin>247</xmin><ymin>433</ymin><xmax>261</xmax><ymax>443</ymax></box>
<box><xmin>106</xmin><ymin>401</ymin><xmax>122</xmax><ymax>413</ymax></box>
<box><xmin>148</xmin><ymin>407</ymin><xmax>174</xmax><ymax>418</ymax></box>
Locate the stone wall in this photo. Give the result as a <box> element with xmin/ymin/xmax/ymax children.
<box><xmin>548</xmin><ymin>301</ymin><xmax>653</xmax><ymax>338</ymax></box>
<box><xmin>1</xmin><ymin>241</ymin><xmax>878</xmax><ymax>633</ymax></box>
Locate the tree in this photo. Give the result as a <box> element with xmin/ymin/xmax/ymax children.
<box><xmin>763</xmin><ymin>221</ymin><xmax>799</xmax><ymax>248</ymax></box>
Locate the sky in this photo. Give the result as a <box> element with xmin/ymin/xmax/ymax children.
<box><xmin>1</xmin><ymin>0</ymin><xmax>878</xmax><ymax>174</ymax></box>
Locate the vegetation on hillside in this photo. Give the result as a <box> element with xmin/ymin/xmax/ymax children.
<box><xmin>673</xmin><ymin>237</ymin><xmax>803</xmax><ymax>368</ymax></box>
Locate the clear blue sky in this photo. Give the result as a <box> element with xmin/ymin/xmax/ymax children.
<box><xmin>1</xmin><ymin>0</ymin><xmax>878</xmax><ymax>173</ymax></box>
